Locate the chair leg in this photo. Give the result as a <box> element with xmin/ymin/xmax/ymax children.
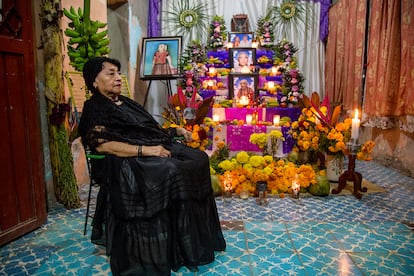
<box><xmin>84</xmin><ymin>180</ymin><xmax>93</xmax><ymax>235</ymax></box>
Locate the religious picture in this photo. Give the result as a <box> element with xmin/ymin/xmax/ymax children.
<box><xmin>140</xmin><ymin>36</ymin><xmax>182</xmax><ymax>80</ymax></box>
<box><xmin>229</xmin><ymin>48</ymin><xmax>256</xmax><ymax>73</ymax></box>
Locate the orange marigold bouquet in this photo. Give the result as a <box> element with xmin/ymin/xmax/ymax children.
<box><xmin>162</xmin><ymin>86</ymin><xmax>214</xmax><ymax>150</ymax></box>
<box><xmin>291</xmin><ymin>92</ymin><xmax>375</xmax><ymax>161</ymax></box>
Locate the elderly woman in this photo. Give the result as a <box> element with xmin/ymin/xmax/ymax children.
<box><xmin>79</xmin><ymin>57</ymin><xmax>225</xmax><ymax>275</ymax></box>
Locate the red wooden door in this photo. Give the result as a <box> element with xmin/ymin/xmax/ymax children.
<box><xmin>0</xmin><ymin>0</ymin><xmax>47</xmax><ymax>246</ymax></box>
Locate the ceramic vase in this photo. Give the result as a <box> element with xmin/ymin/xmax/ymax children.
<box><xmin>326</xmin><ymin>154</ymin><xmax>344</xmax><ymax>182</ymax></box>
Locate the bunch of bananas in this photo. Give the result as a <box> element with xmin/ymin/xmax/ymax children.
<box><xmin>63</xmin><ymin>6</ymin><xmax>110</xmax><ymax>71</ymax></box>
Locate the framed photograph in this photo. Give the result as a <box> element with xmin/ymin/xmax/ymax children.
<box><xmin>228</xmin><ymin>32</ymin><xmax>254</xmax><ymax>48</ymax></box>
<box><xmin>229</xmin><ymin>73</ymin><xmax>259</xmax><ymax>100</ymax></box>
<box><xmin>229</xmin><ymin>48</ymin><xmax>256</xmax><ymax>73</ymax></box>
<box><xmin>140</xmin><ymin>36</ymin><xmax>182</xmax><ymax>80</ymax></box>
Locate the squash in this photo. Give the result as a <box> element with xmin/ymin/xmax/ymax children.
<box><xmin>309</xmin><ymin>175</ymin><xmax>330</xmax><ymax>196</ymax></box>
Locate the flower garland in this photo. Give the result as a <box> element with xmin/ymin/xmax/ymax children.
<box><xmin>280</xmin><ymin>67</ymin><xmax>305</xmax><ymax>106</ymax></box>
<box><xmin>271</xmin><ymin>0</ymin><xmax>309</xmax><ymax>39</ymax></box>
<box><xmin>207</xmin><ymin>15</ymin><xmax>227</xmax><ymax>49</ymax></box>
<box><xmin>179</xmin><ymin>40</ymin><xmax>208</xmax><ymax>95</ymax></box>
<box><xmin>164</xmin><ymin>0</ymin><xmax>208</xmax><ymax>41</ymax></box>
<box><xmin>274</xmin><ymin>38</ymin><xmax>298</xmax><ymax>64</ymax></box>
<box><xmin>255</xmin><ymin>16</ymin><xmax>275</xmax><ymax>47</ymax></box>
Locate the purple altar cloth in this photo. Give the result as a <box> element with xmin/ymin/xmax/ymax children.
<box><xmin>226</xmin><ymin>125</ymin><xmax>294</xmax><ymax>153</ymax></box>
<box><xmin>227</xmin><ymin>125</ymin><xmax>265</xmax><ymax>151</ymax></box>
<box><xmin>223</xmin><ymin>107</ymin><xmax>301</xmax><ymax>123</ymax></box>
<box><xmin>265</xmin><ymin>107</ymin><xmax>301</xmax><ymax>122</ymax></box>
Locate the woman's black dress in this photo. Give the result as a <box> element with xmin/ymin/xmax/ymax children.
<box><xmin>79</xmin><ymin>93</ymin><xmax>226</xmax><ymax>275</ymax></box>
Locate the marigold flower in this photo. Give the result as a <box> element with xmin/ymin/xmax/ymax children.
<box><xmin>249</xmin><ymin>155</ymin><xmax>264</xmax><ymax>168</ymax></box>
<box><xmin>236</xmin><ymin>151</ymin><xmax>249</xmax><ymax>164</ymax></box>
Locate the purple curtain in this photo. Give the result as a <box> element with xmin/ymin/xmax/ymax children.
<box><xmin>147</xmin><ymin>0</ymin><xmax>161</xmax><ymax>37</ymax></box>
<box><xmin>307</xmin><ymin>0</ymin><xmax>331</xmax><ymax>41</ymax></box>
<box><xmin>317</xmin><ymin>0</ymin><xmax>331</xmax><ymax>42</ymax></box>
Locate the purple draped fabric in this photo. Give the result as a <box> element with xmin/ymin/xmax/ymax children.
<box><xmin>148</xmin><ymin>0</ymin><xmax>161</xmax><ymax>37</ymax></box>
<box><xmin>147</xmin><ymin>0</ymin><xmax>330</xmax><ymax>40</ymax></box>
<box><xmin>315</xmin><ymin>0</ymin><xmax>331</xmax><ymax>42</ymax></box>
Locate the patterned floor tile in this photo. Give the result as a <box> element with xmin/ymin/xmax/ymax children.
<box><xmin>1</xmin><ymin>161</ymin><xmax>413</xmax><ymax>276</ymax></box>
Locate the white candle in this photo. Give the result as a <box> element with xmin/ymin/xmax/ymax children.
<box><xmin>262</xmin><ymin>108</ymin><xmax>266</xmax><ymax>122</ymax></box>
<box><xmin>213</xmin><ymin>114</ymin><xmax>220</xmax><ymax>122</ymax></box>
<box><xmin>208</xmin><ymin>67</ymin><xmax>216</xmax><ymax>77</ymax></box>
<box><xmin>251</xmin><ymin>41</ymin><xmax>258</xmax><ymax>48</ymax></box>
<box><xmin>207</xmin><ymin>79</ymin><xmax>214</xmax><ymax>89</ymax></box>
<box><xmin>246</xmin><ymin>114</ymin><xmax>253</xmax><ymax>125</ymax></box>
<box><xmin>351</xmin><ymin>109</ymin><xmax>360</xmax><ymax>140</ymax></box>
<box><xmin>267</xmin><ymin>81</ymin><xmax>275</xmax><ymax>92</ymax></box>
<box><xmin>227</xmin><ymin>42</ymin><xmax>233</xmax><ymax>48</ymax></box>
<box><xmin>239</xmin><ymin>95</ymin><xmax>249</xmax><ymax>106</ymax></box>
<box><xmin>271</xmin><ymin>66</ymin><xmax>278</xmax><ymax>75</ymax></box>
<box><xmin>292</xmin><ymin>178</ymin><xmax>300</xmax><ymax>198</ymax></box>
<box><xmin>224</xmin><ymin>175</ymin><xmax>232</xmax><ymax>192</ymax></box>
<box><xmin>273</xmin><ymin>115</ymin><xmax>280</xmax><ymax>126</ymax></box>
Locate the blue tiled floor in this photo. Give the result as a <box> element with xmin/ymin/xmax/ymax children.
<box><xmin>1</xmin><ymin>161</ymin><xmax>413</xmax><ymax>275</ymax></box>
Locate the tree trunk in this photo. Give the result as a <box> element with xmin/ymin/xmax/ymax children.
<box><xmin>40</xmin><ymin>0</ymin><xmax>80</xmax><ymax>208</ymax></box>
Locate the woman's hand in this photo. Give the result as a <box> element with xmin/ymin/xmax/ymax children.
<box><xmin>176</xmin><ymin>127</ymin><xmax>193</xmax><ymax>142</ymax></box>
<box><xmin>143</xmin><ymin>145</ymin><xmax>171</xmax><ymax>158</ymax></box>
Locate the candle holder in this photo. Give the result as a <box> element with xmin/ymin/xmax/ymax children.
<box><xmin>255</xmin><ymin>181</ymin><xmax>268</xmax><ymax>206</ymax></box>
<box><xmin>223</xmin><ymin>190</ymin><xmax>232</xmax><ymax>204</ymax></box>
<box><xmin>331</xmin><ymin>139</ymin><xmax>367</xmax><ymax>199</ymax></box>
<box><xmin>291</xmin><ymin>183</ymin><xmax>300</xmax><ymax>199</ymax></box>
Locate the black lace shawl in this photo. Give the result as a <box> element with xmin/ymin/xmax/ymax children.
<box><xmin>79</xmin><ymin>92</ymin><xmax>176</xmax><ymax>150</ymax></box>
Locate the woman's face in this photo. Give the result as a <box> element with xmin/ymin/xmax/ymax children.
<box><xmin>238</xmin><ymin>52</ymin><xmax>249</xmax><ymax>66</ymax></box>
<box><xmin>94</xmin><ymin>61</ymin><xmax>122</xmax><ymax>100</ymax></box>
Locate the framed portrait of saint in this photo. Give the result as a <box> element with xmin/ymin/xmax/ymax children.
<box><xmin>228</xmin><ymin>32</ymin><xmax>254</xmax><ymax>48</ymax></box>
<box><xmin>229</xmin><ymin>73</ymin><xmax>258</xmax><ymax>100</ymax></box>
<box><xmin>228</xmin><ymin>48</ymin><xmax>256</xmax><ymax>73</ymax></box>
<box><xmin>140</xmin><ymin>36</ymin><xmax>182</xmax><ymax>80</ymax></box>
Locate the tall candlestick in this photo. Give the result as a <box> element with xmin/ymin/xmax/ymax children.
<box><xmin>351</xmin><ymin>109</ymin><xmax>360</xmax><ymax>140</ymax></box>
